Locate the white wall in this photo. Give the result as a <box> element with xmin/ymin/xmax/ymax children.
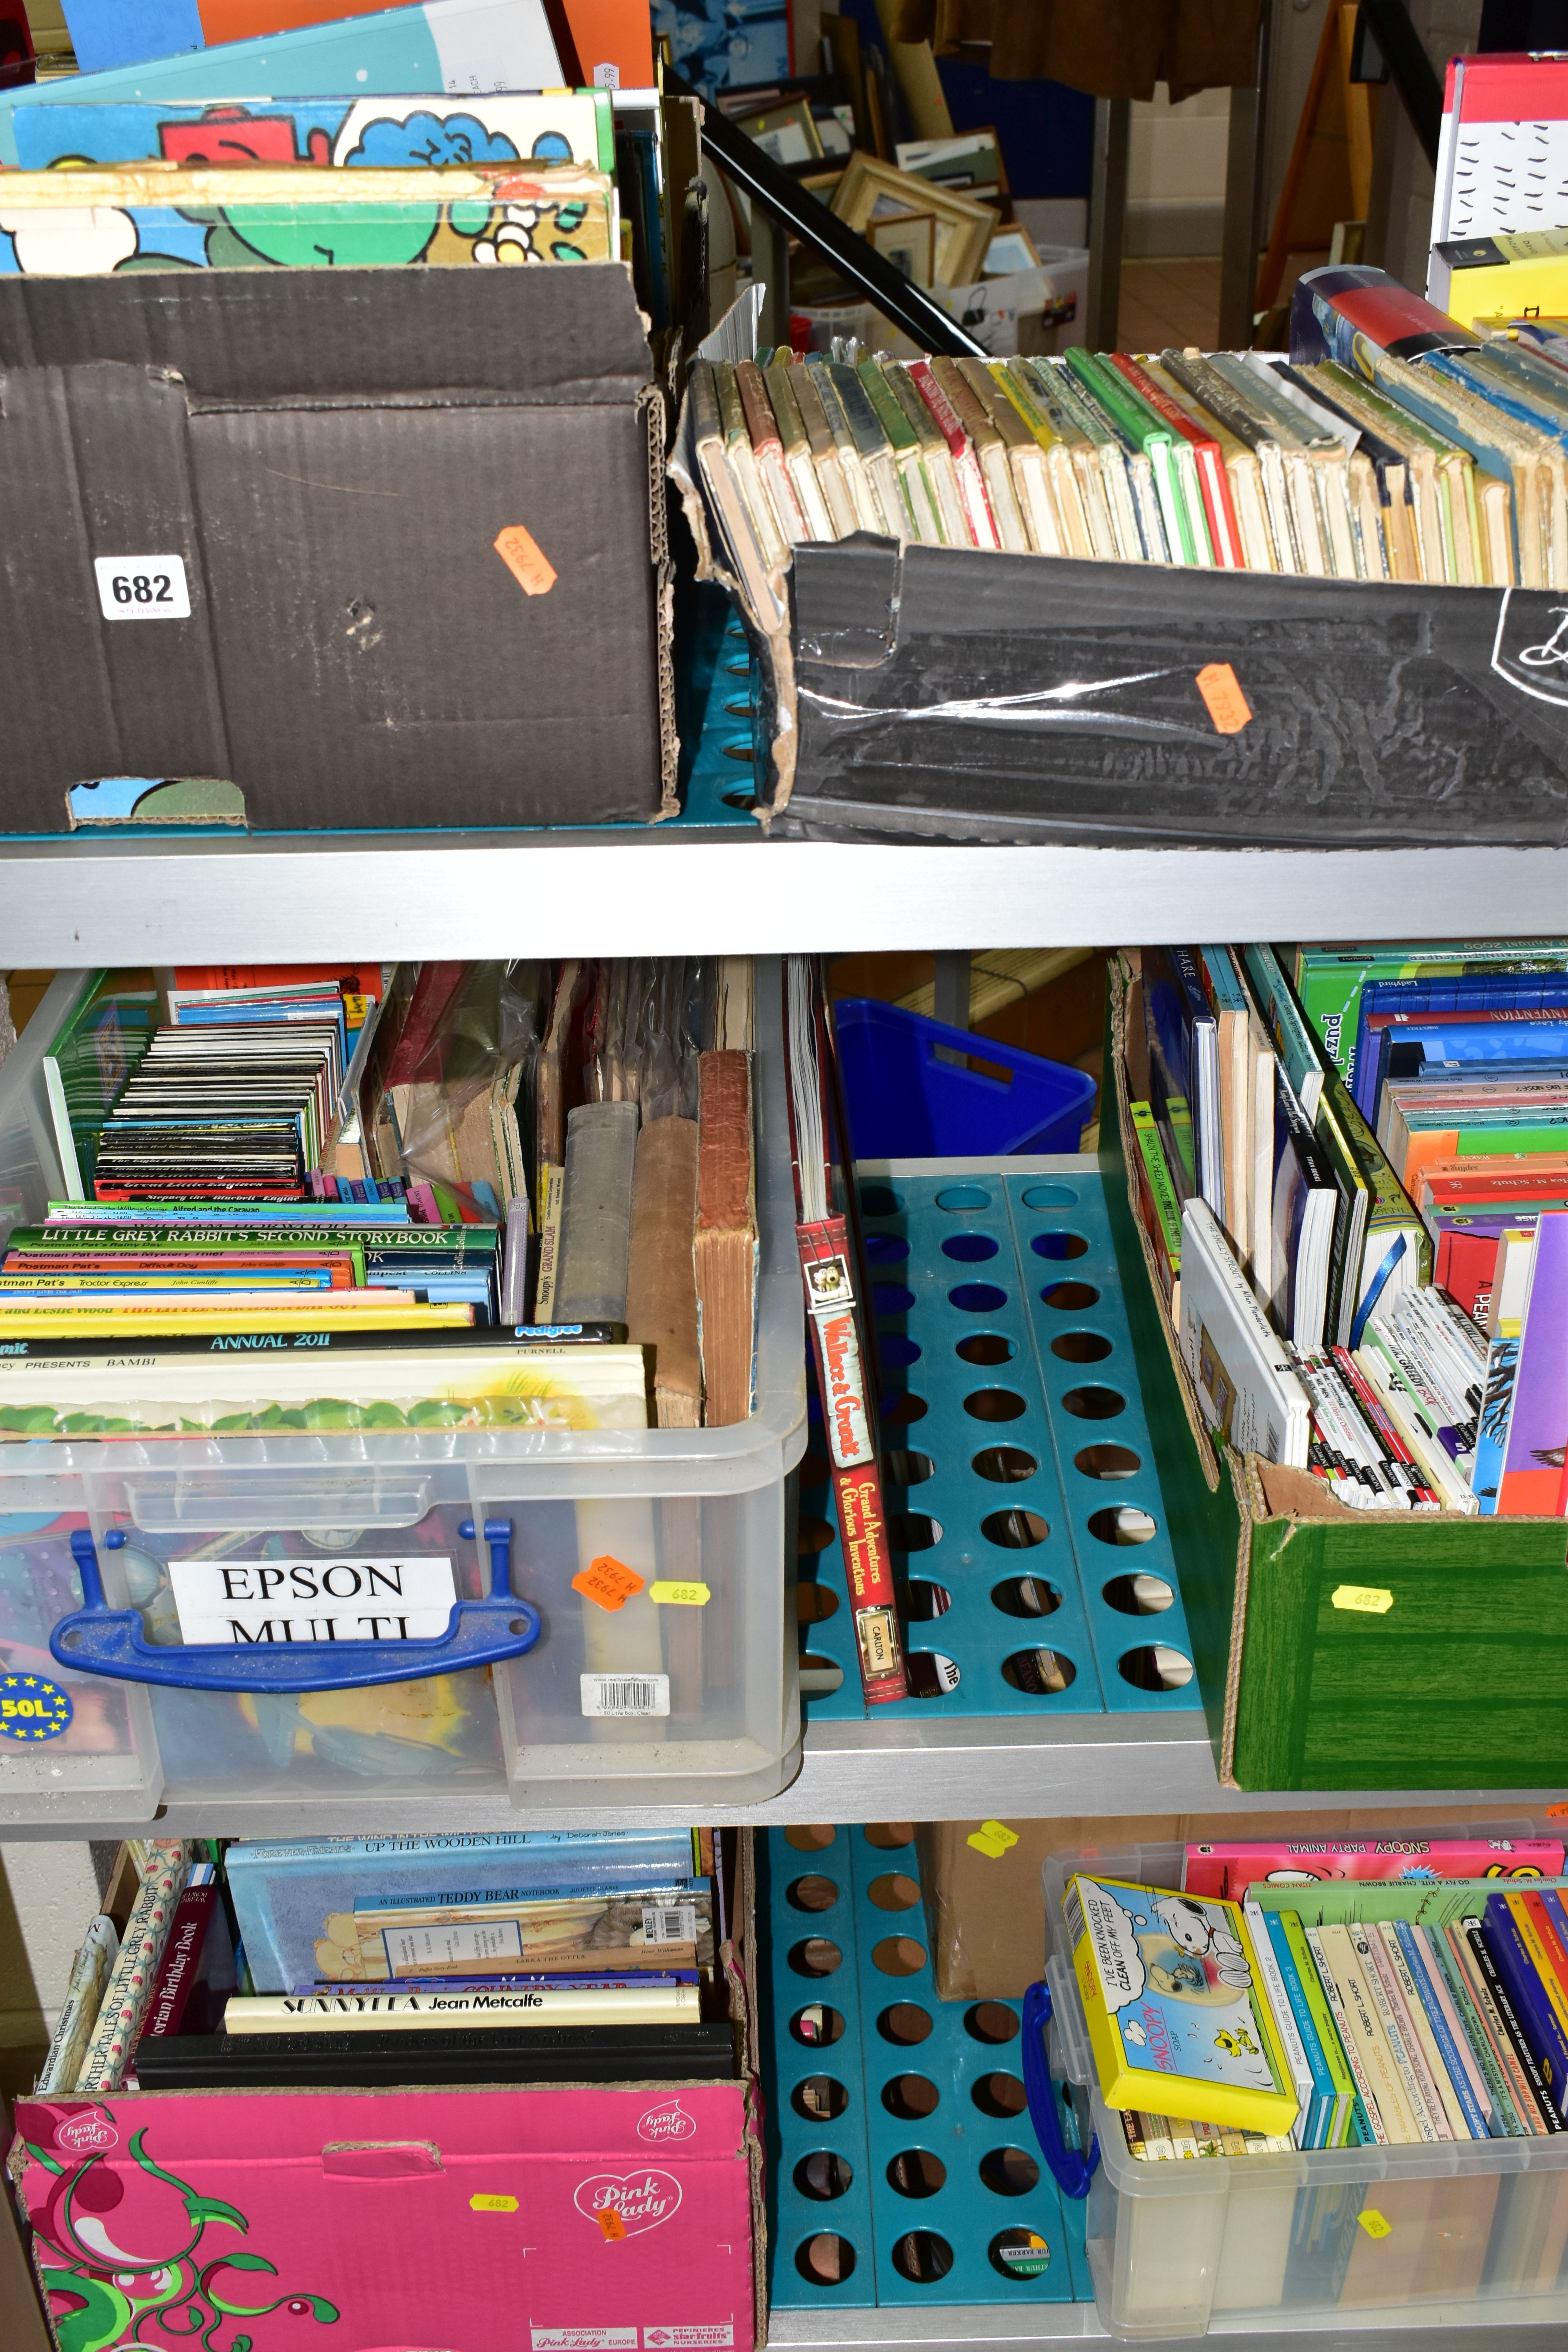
<box><xmin>0</xmin><ymin>1842</ymin><xmax>98</xmax><ymax>2051</ymax></box>
<box><xmin>1128</xmin><ymin>82</ymin><xmax>1232</xmax><ymax>255</ymax></box>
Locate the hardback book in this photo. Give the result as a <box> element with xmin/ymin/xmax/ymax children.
<box><xmin>764</xmin><ymin>359</ymin><xmax>837</xmax><ymax>542</ymax></box>
<box><xmin>782</xmin><ymin>955</ymin><xmax>906</xmax><ymax>1705</ymax></box>
<box><xmin>1147</xmin><ymin>354</ymin><xmax>1277</xmax><ymax>569</ymax></box>
<box><xmin>1113</xmin><ymin>353</ymin><xmax>1244</xmax><ymax>566</ymax></box>
<box><xmin>223</xmin><ymin>1983</ymin><xmax>698</xmax><ymax>2030</ymax></box>
<box><xmin>907</xmin><ymin>359</ymin><xmax>998</xmax><ymax>548</ymax></box>
<box><xmin>1142</xmin><ymin>945</ymin><xmax>1218</xmax><ymax>1211</ymax></box>
<box><xmin>858</xmin><ymin>360</ymin><xmax>944</xmax><ymax>546</ymax></box>
<box><xmin>787</xmin><ymin>358</ymin><xmax>860</xmax><ymax>537</ymax></box>
<box><xmin>624</xmin><ymin>1116</ymin><xmax>701</xmax><ymax>1428</ymax></box>
<box><xmin>1496</xmin><ymin>1210</ymin><xmax>1568</xmax><ymax>1514</ymax></box>
<box><xmin>35</xmin><ymin>1915</ymin><xmax>118</xmax><ymax>2096</ymax></box>
<box><xmin>694</xmin><ymin>1051</ymin><xmax>757</xmax><ymax>1427</ymax></box>
<box><xmin>1268</xmin><ymin>1065</ymin><xmax>1340</xmax><ymax>1350</ymax></box>
<box><xmin>76</xmin><ymin>1843</ymin><xmax>191</xmax><ymax>2092</ymax></box>
<box><xmin>554</xmin><ymin>1101</ymin><xmax>639</xmax><ymax>1325</ymax></box>
<box><xmin>736</xmin><ymin>357</ymin><xmax>807</xmax><ymax>548</ymax></box>
<box><xmin>136</xmin><ymin>1864</ymin><xmax>236</xmax><ymax>2043</ymax></box>
<box><xmin>1064</xmin><ymin>1874</ymin><xmax>1298</xmax><ymax>2134</ymax></box>
<box><xmin>1178</xmin><ymin>1198</ymin><xmax>1312</xmax><ymax>1468</ymax></box>
<box><xmin>1129</xmin><ymin>1100</ymin><xmax>1181</xmax><ymax>1314</ymax></box>
<box><xmin>884</xmin><ymin>362</ymin><xmax>971</xmax><ymax>546</ymax></box>
<box><xmin>131</xmin><ymin>2020</ymin><xmax>737</xmax><ymax>2091</ymax></box>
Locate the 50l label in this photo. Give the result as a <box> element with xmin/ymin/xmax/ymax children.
<box><xmin>94</xmin><ymin>555</ymin><xmax>191</xmax><ymax>620</ymax></box>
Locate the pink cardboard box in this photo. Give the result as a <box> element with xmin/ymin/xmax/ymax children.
<box><xmin>11</xmin><ymin>2080</ymin><xmax>764</xmax><ymax>2352</ymax></box>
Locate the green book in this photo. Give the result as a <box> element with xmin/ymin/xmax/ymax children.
<box><xmin>41</xmin><ymin>974</ymin><xmax>157</xmax><ymax>1200</ymax></box>
<box><xmin>1242</xmin><ymin>943</ymin><xmax>1323</xmax><ymax>1119</ymax></box>
<box><xmin>858</xmin><ymin>359</ymin><xmax>942</xmax><ymax>544</ymax></box>
<box><xmin>1252</xmin><ymin>1876</ymin><xmax>1568</xmax><ymax>1930</ymax></box>
<box><xmin>1064</xmin><ymin>347</ymin><xmax>1203</xmax><ymax>564</ymax></box>
<box><xmin>1289</xmin><ymin>941</ymin><xmax>1568</xmax><ymax>1085</ymax></box>
<box><xmin>1278</xmin><ymin>1907</ymin><xmax>1362</xmax><ymax>2147</ymax></box>
<box><xmin>1129</xmin><ymin>1100</ymin><xmax>1182</xmax><ymax>1302</ymax></box>
<box><xmin>1424</xmin><ymin>1919</ymin><xmax>1528</xmax><ymax>2136</ymax></box>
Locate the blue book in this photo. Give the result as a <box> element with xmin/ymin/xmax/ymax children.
<box><xmin>1479</xmin><ymin>1898</ymin><xmax>1568</xmax><ymax>2127</ymax></box>
<box><xmin>1394</xmin><ymin>1921</ymin><xmax>1492</xmax><ymax>2140</ymax></box>
<box><xmin>1263</xmin><ymin>1909</ymin><xmax>1334</xmax><ymax>2147</ymax></box>
<box><xmin>0</xmin><ymin>0</ymin><xmax>566</xmax><ymax>168</ymax></box>
<box><xmin>227</xmin><ymin>1829</ymin><xmax>701</xmax><ymax>1991</ymax></box>
<box><xmin>1352</xmin><ymin>972</ymin><xmax>1568</xmax><ymax>1118</ymax></box>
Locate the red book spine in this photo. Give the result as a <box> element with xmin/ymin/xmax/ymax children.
<box><xmin>907</xmin><ymin>361</ymin><xmax>998</xmax><ymax>549</ymax></box>
<box><xmin>797</xmin><ymin>1217</ymin><xmax>908</xmax><ymax>1704</ymax></box>
<box><xmin>1523</xmin><ymin>1892</ymin><xmax>1568</xmax><ymax>2005</ymax></box>
<box><xmin>1107</xmin><ymin>352</ymin><xmax>1245</xmax><ymax>567</ymax></box>
<box><xmin>139</xmin><ymin>1883</ymin><xmax>216</xmax><ymax>2040</ymax></box>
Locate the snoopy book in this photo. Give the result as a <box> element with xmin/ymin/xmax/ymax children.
<box><xmin>1065</xmin><ymin>1875</ymin><xmax>1299</xmax><ymax>2134</ymax></box>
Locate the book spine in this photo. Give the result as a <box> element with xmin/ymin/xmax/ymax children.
<box><xmin>1379</xmin><ymin>1921</ymin><xmax>1471</xmax><ymax>2138</ymax></box>
<box><xmin>1427</xmin><ymin>1922</ymin><xmax>1520</xmax><ymax>2134</ymax></box>
<box><xmin>1394</xmin><ymin>1921</ymin><xmax>1489</xmax><ymax>2140</ymax></box>
<box><xmin>1484</xmin><ymin>1899</ymin><xmax>1568</xmax><ymax>2123</ymax></box>
<box><xmin>76</xmin><ymin>1851</ymin><xmax>190</xmax><ymax>2092</ymax></box>
<box><xmin>35</xmin><ymin>1916</ymin><xmax>118</xmax><ymax>2096</ymax></box>
<box><xmin>1448</xmin><ymin>1920</ymin><xmax>1545</xmax><ymax>2133</ymax></box>
<box><xmin>1465</xmin><ymin>1917</ymin><xmax>1565</xmax><ymax>2131</ymax></box>
<box><xmin>797</xmin><ymin>1216</ymin><xmax>907</xmax><ymax>1704</ymax></box>
<box><xmin>1280</xmin><ymin>1909</ymin><xmax>1359</xmax><ymax>2145</ymax></box>
<box><xmin>1246</xmin><ymin>1900</ymin><xmax>1313</xmax><ymax>2146</ymax></box>
<box><xmin>1352</xmin><ymin>1922</ymin><xmax>1444</xmax><ymax>2141</ymax></box>
<box><xmin>1258</xmin><ymin>1907</ymin><xmax>1331</xmax><ymax>2145</ymax></box>
<box><xmin>1304</xmin><ymin>1924</ymin><xmax>1386</xmax><ymax>2143</ymax></box>
<box><xmin>224</xmin><ymin>1986</ymin><xmax>693</xmax><ymax>2031</ymax></box>
<box><xmin>1520</xmin><ymin>1891</ymin><xmax>1568</xmax><ymax>2030</ymax></box>
<box><xmin>532</xmin><ymin>1162</ymin><xmax>565</xmax><ymax>1318</ymax></box>
<box><xmin>138</xmin><ymin>1881</ymin><xmax>217</xmax><ymax>2041</ymax></box>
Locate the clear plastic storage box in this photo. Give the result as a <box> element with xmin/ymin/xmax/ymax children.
<box><xmin>1041</xmin><ymin>1836</ymin><xmax>1568</xmax><ymax>2339</ymax></box>
<box><xmin>0</xmin><ymin>965</ymin><xmax>805</xmax><ymax>1824</ymax></box>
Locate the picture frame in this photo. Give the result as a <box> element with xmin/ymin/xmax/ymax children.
<box><xmin>868</xmin><ymin>208</ymin><xmax>937</xmax><ymax>288</ymax></box>
<box><xmin>983</xmin><ymin>223</ymin><xmax>1041</xmax><ymax>276</ymax></box>
<box><xmin>733</xmin><ymin>95</ymin><xmax>824</xmax><ymax>168</ymax></box>
<box><xmin>829</xmin><ymin>151</ymin><xmax>996</xmax><ymax>289</ymax></box>
<box><xmin>894</xmin><ymin>127</ymin><xmax>1008</xmax><ymax>201</ymax></box>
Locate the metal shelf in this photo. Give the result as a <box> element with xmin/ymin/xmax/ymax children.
<box><xmin>768</xmin><ymin>2312</ymin><xmax>1566</xmax><ymax>2348</ymax></box>
<box><xmin>4</xmin><ymin>829</ymin><xmax>1568</xmax><ymax>962</ymax></box>
<box><xmin>6</xmin><ymin>1711</ymin><xmax>1564</xmax><ymax>1839</ymax></box>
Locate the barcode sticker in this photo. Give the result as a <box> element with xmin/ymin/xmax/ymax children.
<box><xmin>642</xmin><ymin>1902</ymin><xmax>698</xmax><ymax>1945</ymax></box>
<box><xmin>580</xmin><ymin>1672</ymin><xmax>670</xmax><ymax>1719</ymax></box>
<box><xmin>1063</xmin><ymin>1880</ymin><xmax>1087</xmax><ymax>1953</ymax></box>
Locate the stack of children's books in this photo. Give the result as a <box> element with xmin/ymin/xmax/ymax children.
<box><xmin>1121</xmin><ymin>938</ymin><xmax>1568</xmax><ymax>1519</ymax></box>
<box><xmin>0</xmin><ymin>955</ymin><xmax>760</xmax><ymax>1439</ymax></box>
<box><xmin>1066</xmin><ymin>1832</ymin><xmax>1568</xmax><ymax>2160</ymax></box>
<box><xmin>36</xmin><ymin>1828</ymin><xmax>737</xmax><ymax>2093</ymax></box>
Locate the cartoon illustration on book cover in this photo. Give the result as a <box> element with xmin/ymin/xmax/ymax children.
<box><xmin>1075</xmin><ymin>1877</ymin><xmax>1279</xmax><ymax>2096</ymax></box>
<box><xmin>0</xmin><ymin>96</ymin><xmax>610</xmax><ymax>273</ymax></box>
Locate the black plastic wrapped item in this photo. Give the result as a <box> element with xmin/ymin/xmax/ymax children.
<box><xmin>762</xmin><ymin>536</ymin><xmax>1568</xmax><ymax>848</ymax></box>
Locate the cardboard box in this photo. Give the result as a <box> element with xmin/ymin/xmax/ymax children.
<box><xmin>917</xmin><ymin>1806</ymin><xmax>1563</xmax><ymax>2000</ymax></box>
<box><xmin>12</xmin><ymin>2079</ymin><xmax>762</xmax><ymax>2350</ymax></box>
<box><xmin>1100</xmin><ymin>959</ymin><xmax>1568</xmax><ymax>1792</ymax></box>
<box><xmin>0</xmin><ymin>263</ymin><xmax>675</xmax><ymax>833</ymax></box>
<box><xmin>759</xmin><ymin>543</ymin><xmax>1568</xmax><ymax>843</ymax></box>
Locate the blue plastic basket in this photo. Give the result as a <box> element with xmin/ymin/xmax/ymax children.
<box><xmin>833</xmin><ymin>1001</ymin><xmax>1097</xmax><ymax>1160</ymax></box>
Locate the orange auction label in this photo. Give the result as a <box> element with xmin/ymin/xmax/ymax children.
<box><xmin>1549</xmin><ymin>1804</ymin><xmax>1568</xmax><ymax>1819</ymax></box>
<box><xmin>494</xmin><ymin>523</ymin><xmax>558</xmax><ymax>597</ymax></box>
<box><xmin>572</xmin><ymin>1555</ymin><xmax>645</xmax><ymax>1612</ymax></box>
<box><xmin>598</xmin><ymin>2207</ymin><xmax>628</xmax><ymax>2242</ymax></box>
<box><xmin>1195</xmin><ymin>661</ymin><xmax>1252</xmax><ymax>734</ymax></box>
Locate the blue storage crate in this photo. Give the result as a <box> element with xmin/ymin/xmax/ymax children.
<box><xmin>797</xmin><ymin>1158</ymin><xmax>1203</xmax><ymax>1725</ymax></box>
<box><xmin>833</xmin><ymin>1000</ymin><xmax>1097</xmax><ymax>1160</ymax></box>
<box><xmin>760</xmin><ymin>1822</ymin><xmax>1091</xmax><ymax>2311</ymax></box>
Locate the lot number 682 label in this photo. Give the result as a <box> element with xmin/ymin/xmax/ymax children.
<box><xmin>94</xmin><ymin>555</ymin><xmax>191</xmax><ymax>620</ymax></box>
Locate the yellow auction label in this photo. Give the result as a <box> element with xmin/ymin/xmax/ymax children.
<box><xmin>649</xmin><ymin>1581</ymin><xmax>710</xmax><ymax>1606</ymax></box>
<box><xmin>470</xmin><ymin>2194</ymin><xmax>519</xmax><ymax>2213</ymax></box>
<box><xmin>1332</xmin><ymin>1584</ymin><xmax>1394</xmax><ymax>1615</ymax></box>
<box><xmin>968</xmin><ymin>1821</ymin><xmax>1020</xmax><ymax>1860</ymax></box>
<box><xmin>1357</xmin><ymin>2209</ymin><xmax>1392</xmax><ymax>2239</ymax></box>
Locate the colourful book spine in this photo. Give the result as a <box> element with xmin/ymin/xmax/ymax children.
<box><xmin>1246</xmin><ymin>1898</ymin><xmax>1314</xmax><ymax>2146</ymax></box>
<box><xmin>1353</xmin><ymin>1922</ymin><xmax>1445</xmax><ymax>2141</ymax></box>
<box><xmin>1379</xmin><ymin>1922</ymin><xmax>1471</xmax><ymax>2138</ymax></box>
<box><xmin>1470</xmin><ymin>1910</ymin><xmax>1568</xmax><ymax>2129</ymax></box>
<box><xmin>1304</xmin><ymin>1923</ymin><xmax>1383</xmax><ymax>2143</ymax></box>
<box><xmin>1446</xmin><ymin>1921</ymin><xmax>1545</xmax><ymax>2133</ymax></box>
<box><xmin>1517</xmin><ymin>1892</ymin><xmax>1568</xmax><ymax>2031</ymax></box>
<box><xmin>1316</xmin><ymin>1923</ymin><xmax>1412</xmax><ymax>2140</ymax></box>
<box><xmin>1259</xmin><ymin>1907</ymin><xmax>1333</xmax><ymax>2145</ymax></box>
<box><xmin>1396</xmin><ymin>1922</ymin><xmax>1492</xmax><ymax>2140</ymax></box>
<box><xmin>1280</xmin><ymin>1908</ymin><xmax>1359</xmax><ymax>2145</ymax></box>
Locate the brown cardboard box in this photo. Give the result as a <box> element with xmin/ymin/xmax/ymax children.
<box><xmin>915</xmin><ymin>1805</ymin><xmax>1551</xmax><ymax>2000</ymax></box>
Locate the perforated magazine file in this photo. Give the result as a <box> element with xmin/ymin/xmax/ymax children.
<box><xmin>1038</xmin><ymin>1831</ymin><xmax>1568</xmax><ymax>2338</ymax></box>
<box><xmin>781</xmin><ymin>956</ymin><xmax>907</xmax><ymax>1705</ymax></box>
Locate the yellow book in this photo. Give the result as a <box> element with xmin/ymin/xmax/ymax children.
<box><xmin>1436</xmin><ymin>230</ymin><xmax>1568</xmax><ymax>329</ymax></box>
<box><xmin>0</xmin><ymin>1303</ymin><xmax>471</xmax><ymax>1334</ymax></box>
<box><xmin>1065</xmin><ymin>1874</ymin><xmax>1299</xmax><ymax>2134</ymax></box>
<box><xmin>1316</xmin><ymin>1921</ymin><xmax>1423</xmax><ymax>2143</ymax></box>
<box><xmin>1506</xmin><ymin>1895</ymin><xmax>1568</xmax><ymax>2042</ymax></box>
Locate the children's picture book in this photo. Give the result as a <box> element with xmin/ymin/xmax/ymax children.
<box><xmin>1065</xmin><ymin>1873</ymin><xmax>1299</xmax><ymax>2134</ymax></box>
<box><xmin>1186</xmin><ymin>1837</ymin><xmax>1566</xmax><ymax>1900</ymax></box>
<box><xmin>1497</xmin><ymin>1210</ymin><xmax>1568</xmax><ymax>1514</ymax></box>
<box><xmin>0</xmin><ymin>160</ymin><xmax>614</xmax><ymax>275</ymax></box>
<box><xmin>10</xmin><ymin>90</ymin><xmax>614</xmax><ymax>173</ymax></box>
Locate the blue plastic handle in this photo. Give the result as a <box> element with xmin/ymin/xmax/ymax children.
<box><xmin>50</xmin><ymin>1520</ymin><xmax>541</xmax><ymax>1693</ymax></box>
<box><xmin>1022</xmin><ymin>1977</ymin><xmax>1099</xmax><ymax>2200</ymax></box>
